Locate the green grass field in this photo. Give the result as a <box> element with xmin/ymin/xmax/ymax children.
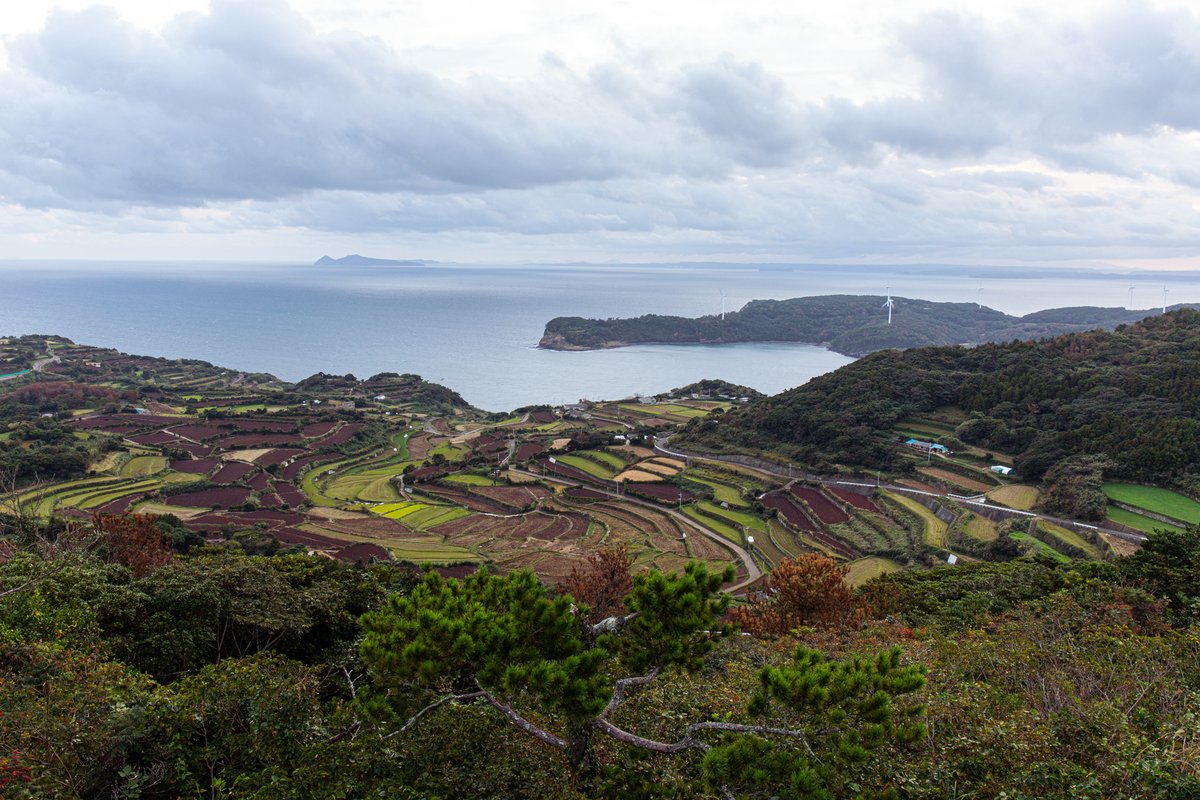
<box><xmin>1103</xmin><ymin>483</ymin><xmax>1200</xmax><ymax>524</ymax></box>
<box><xmin>696</xmin><ymin>500</ymin><xmax>766</xmax><ymax>532</ymax></box>
<box><xmin>844</xmin><ymin>556</ymin><xmax>903</xmax><ymax>587</ymax></box>
<box><xmin>682</xmin><ymin>505</ymin><xmax>742</xmax><ymax>545</ymax></box>
<box><xmin>119</xmin><ymin>455</ymin><xmax>167</xmax><ymax>477</ymax></box>
<box><xmin>1010</xmin><ymin>532</ymin><xmax>1071</xmax><ymax>563</ymax></box>
<box><xmin>555</xmin><ymin>454</ymin><xmax>617</xmax><ymax>480</ymax></box>
<box><xmin>1038</xmin><ymin>520</ymin><xmax>1100</xmax><ymax>558</ymax></box>
<box><xmin>886</xmin><ymin>492</ymin><xmax>949</xmax><ymax>547</ymax></box>
<box><xmin>443</xmin><ymin>473</ymin><xmax>504</xmax><ymax>486</ymax></box>
<box><xmin>1106</xmin><ymin>505</ymin><xmax>1184</xmax><ymax>535</ymax></box>
<box><xmin>686</xmin><ymin>475</ymin><xmax>749</xmax><ymax>507</ymax></box>
<box><xmin>962</xmin><ymin>513</ymin><xmax>999</xmax><ymax>541</ymax></box>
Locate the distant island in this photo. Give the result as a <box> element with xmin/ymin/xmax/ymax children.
<box><xmin>540</xmin><ymin>295</ymin><xmax>1197</xmax><ymax>356</ymax></box>
<box><xmin>314</xmin><ymin>254</ymin><xmax>429</xmax><ymax>266</ymax></box>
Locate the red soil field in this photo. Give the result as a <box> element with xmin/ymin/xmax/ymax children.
<box><xmin>564</xmin><ymin>487</ymin><xmax>607</xmax><ymax>500</ymax></box>
<box><xmin>301</xmin><ymin>421</ymin><xmax>338</xmax><ymax>438</ymax></box>
<box><xmin>216</xmin><ymin>433</ymin><xmax>304</xmax><ymax>449</ymax></box>
<box><xmin>271</xmin><ymin>526</ymin><xmax>343</xmax><ymax>549</ymax></box>
<box><xmin>96</xmin><ymin>494</ymin><xmax>145</xmax><ymax>514</ymax></box>
<box><xmin>538</xmin><ymin>458</ymin><xmax>603</xmax><ymax>485</ymax></box>
<box><xmin>254</xmin><ymin>448</ymin><xmax>305</xmax><ymax>467</ymax></box>
<box><xmin>247</xmin><ymin>473</ymin><xmax>272</xmax><ymax>491</ymax></box>
<box><xmin>170</xmin><ymin>487</ymin><xmax>253</xmax><ymax>508</ymax></box>
<box><xmin>434</xmin><ymin>564</ymin><xmax>477</xmax><ymax>579</ymax></box>
<box><xmin>166</xmin><ymin>424</ymin><xmax>231</xmax><ymax>441</ymax></box>
<box><xmin>528</xmin><ymin>411</ymin><xmax>556</xmax><ymax>424</ymax></box>
<box><xmin>762</xmin><ymin>492</ymin><xmax>819</xmax><ymax>532</ymax></box>
<box><xmin>129</xmin><ymin>431</ymin><xmax>183</xmax><ymax>446</ymax></box>
<box><xmin>257</xmin><ymin>493</ymin><xmax>284</xmax><ymax>508</ymax></box>
<box><xmin>170</xmin><ymin>459</ymin><xmax>218</xmax><ymax>474</ymax></box>
<box><xmin>75</xmin><ymin>414</ymin><xmax>181</xmax><ymax>430</ymax></box>
<box><xmin>406</xmin><ymin>465</ymin><xmax>446</xmax><ymax>482</ymax></box>
<box><xmin>789</xmin><ymin>485</ymin><xmax>850</xmax><ymax>524</ymax></box>
<box><xmin>211</xmin><ymin>462</ymin><xmax>256</xmax><ymax>483</ymax></box>
<box><xmin>624</xmin><ymin>483</ymin><xmax>696</xmax><ymax>504</ymax></box>
<box><xmin>313</xmin><ymin>423</ymin><xmax>364</xmax><ymax>447</ymax></box>
<box><xmin>173</xmin><ymin>442</ymin><xmax>213</xmax><ymax>458</ymax></box>
<box><xmin>230</xmin><ymin>419</ymin><xmax>298</xmax><ymax>433</ymax></box>
<box><xmin>516</xmin><ymin>443</ymin><xmax>544</xmax><ymax>460</ymax></box>
<box><xmin>275</xmin><ymin>484</ymin><xmax>306</xmax><ymax>507</ymax></box>
<box><xmin>407</xmin><ymin>434</ymin><xmax>433</xmax><ymax>460</ymax></box>
<box><xmin>829</xmin><ymin>488</ymin><xmax>880</xmax><ymax>513</ymax></box>
<box><xmin>337</xmin><ymin>543</ymin><xmax>392</xmax><ymax>564</ymax></box>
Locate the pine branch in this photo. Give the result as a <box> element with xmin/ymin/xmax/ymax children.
<box><xmin>589</xmin><ymin>610</ymin><xmax>639</xmax><ymax>635</ymax></box>
<box><xmin>380</xmin><ymin>691</ymin><xmax>487</xmax><ymax>740</ymax></box>
<box><xmin>591</xmin><ymin>718</ymin><xmax>815</xmax><ymax>754</ymax></box>
<box><xmin>478</xmin><ymin>688</ymin><xmax>569</xmax><ymax>750</ymax></box>
<box><xmin>601</xmin><ymin>667</ymin><xmax>661</xmax><ymax>718</ymax></box>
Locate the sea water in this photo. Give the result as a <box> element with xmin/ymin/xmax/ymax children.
<box><xmin>0</xmin><ymin>260</ymin><xmax>1193</xmax><ymax>411</ymax></box>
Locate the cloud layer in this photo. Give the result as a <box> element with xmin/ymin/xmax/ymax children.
<box><xmin>1</xmin><ymin>0</ymin><xmax>1198</xmax><ymax>261</ymax></box>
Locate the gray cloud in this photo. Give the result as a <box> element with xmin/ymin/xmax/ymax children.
<box><xmin>1</xmin><ymin>1</ymin><xmax>1199</xmax><ymax>263</ymax></box>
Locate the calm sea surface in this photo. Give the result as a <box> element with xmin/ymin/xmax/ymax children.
<box><xmin>1</xmin><ymin>261</ymin><xmax>1194</xmax><ymax>411</ymax></box>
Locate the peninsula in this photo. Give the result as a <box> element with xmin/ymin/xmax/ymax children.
<box><xmin>539</xmin><ymin>295</ymin><xmax>1194</xmax><ymax>356</ymax></box>
<box><xmin>314</xmin><ymin>254</ymin><xmax>428</xmax><ymax>266</ymax></box>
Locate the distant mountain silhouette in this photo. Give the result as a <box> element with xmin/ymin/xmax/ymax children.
<box><xmin>314</xmin><ymin>254</ymin><xmax>428</xmax><ymax>266</ymax></box>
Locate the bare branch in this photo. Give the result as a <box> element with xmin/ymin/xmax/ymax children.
<box><xmin>478</xmin><ymin>689</ymin><xmax>569</xmax><ymax>750</ymax></box>
<box><xmin>592</xmin><ymin>717</ymin><xmax>815</xmax><ymax>754</ymax></box>
<box><xmin>380</xmin><ymin>691</ymin><xmax>487</xmax><ymax>740</ymax></box>
<box><xmin>601</xmin><ymin>667</ymin><xmax>660</xmax><ymax>718</ymax></box>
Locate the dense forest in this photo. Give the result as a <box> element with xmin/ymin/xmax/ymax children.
<box><xmin>540</xmin><ymin>295</ymin><xmax>1193</xmax><ymax>356</ymax></box>
<box><xmin>0</xmin><ymin>508</ymin><xmax>1197</xmax><ymax>798</ymax></box>
<box><xmin>677</xmin><ymin>310</ymin><xmax>1200</xmax><ymax>488</ymax></box>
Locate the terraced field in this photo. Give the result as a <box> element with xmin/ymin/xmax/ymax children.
<box><xmin>987</xmin><ymin>485</ymin><xmax>1039</xmax><ymax>510</ymax></box>
<box><xmin>1103</xmin><ymin>483</ymin><xmax>1200</xmax><ymax>525</ymax></box>
<box><xmin>1106</xmin><ymin>505</ymin><xmax>1183</xmax><ymax>534</ymax></box>
<box><xmin>845</xmin><ymin>556</ymin><xmax>903</xmax><ymax>587</ymax></box>
<box><xmin>884</xmin><ymin>492</ymin><xmax>949</xmax><ymax>547</ymax></box>
<box><xmin>962</xmin><ymin>513</ymin><xmax>999</xmax><ymax>541</ymax></box>
<box><xmin>119</xmin><ymin>455</ymin><xmax>167</xmax><ymax>477</ymax></box>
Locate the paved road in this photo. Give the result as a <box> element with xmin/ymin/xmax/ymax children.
<box><xmin>509</xmin><ymin>467</ymin><xmax>762</xmax><ymax>591</ymax></box>
<box><xmin>0</xmin><ymin>344</ymin><xmax>60</xmax><ymax>383</ymax></box>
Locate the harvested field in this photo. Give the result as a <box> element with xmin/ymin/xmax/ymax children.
<box><xmin>886</xmin><ymin>492</ymin><xmax>949</xmax><ymax>547</ymax></box>
<box><xmin>120</xmin><ymin>455</ymin><xmax>166</xmax><ymax>477</ymax></box>
<box><xmin>614</xmin><ymin>469</ymin><xmax>664</xmax><ymax>483</ymax></box>
<box><xmin>170</xmin><ymin>459</ymin><xmax>218</xmax><ymax>474</ymax></box>
<box><xmin>963</xmin><ymin>514</ymin><xmax>999</xmax><ymax>541</ymax></box>
<box><xmin>420</xmin><ymin>485</ymin><xmax>513</xmax><ymax>514</ymax></box>
<box><xmin>221</xmin><ymin>449</ymin><xmax>273</xmax><ymax>463</ymax></box>
<box><xmin>211</xmin><ymin>462</ymin><xmax>256</xmax><ymax>483</ymax></box>
<box><xmin>472</xmin><ymin>485</ymin><xmax>550</xmax><ymax>508</ymax></box>
<box><xmin>170</xmin><ymin>487</ymin><xmax>253</xmax><ymax>508</ymax></box>
<box><xmin>918</xmin><ymin>467</ymin><xmax>993</xmax><ymax>493</ymax></box>
<box><xmin>789</xmin><ymin>486</ymin><xmax>849</xmax><ymax>524</ymax></box>
<box><xmin>133</xmin><ymin>502</ymin><xmax>205</xmax><ymax>520</ymax></box>
<box><xmin>897</xmin><ymin>479</ymin><xmax>941</xmax><ymax>493</ymax></box>
<box><xmin>829</xmin><ymin>488</ymin><xmax>880</xmax><ymax>513</ymax></box>
<box><xmin>987</xmin><ymin>485</ymin><xmax>1039</xmax><ymax>510</ymax></box>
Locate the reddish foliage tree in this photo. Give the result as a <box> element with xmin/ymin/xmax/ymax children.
<box><xmin>559</xmin><ymin>543</ymin><xmax>635</xmax><ymax>623</ymax></box>
<box><xmin>731</xmin><ymin>553</ymin><xmax>864</xmax><ymax>636</ymax></box>
<box><xmin>92</xmin><ymin>512</ymin><xmax>173</xmax><ymax>577</ymax></box>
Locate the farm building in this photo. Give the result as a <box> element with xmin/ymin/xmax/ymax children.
<box><xmin>905</xmin><ymin>438</ymin><xmax>949</xmax><ymax>454</ymax></box>
<box><xmin>990</xmin><ymin>465</ymin><xmax>1013</xmax><ymax>476</ymax></box>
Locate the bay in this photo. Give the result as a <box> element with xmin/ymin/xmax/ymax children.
<box><xmin>0</xmin><ymin>260</ymin><xmax>1193</xmax><ymax>411</ymax></box>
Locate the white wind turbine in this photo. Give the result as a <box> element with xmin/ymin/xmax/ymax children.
<box><xmin>1128</xmin><ymin>284</ymin><xmax>1136</xmax><ymax>310</ymax></box>
<box><xmin>720</xmin><ymin>290</ymin><xmax>727</xmax><ymax>321</ymax></box>
<box><xmin>883</xmin><ymin>287</ymin><xmax>895</xmax><ymax>325</ymax></box>
<box><xmin>977</xmin><ymin>284</ymin><xmax>984</xmax><ymax>309</ymax></box>
<box><xmin>1163</xmin><ymin>285</ymin><xmax>1169</xmax><ymax>314</ymax></box>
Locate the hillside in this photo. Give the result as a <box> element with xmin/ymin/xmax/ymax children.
<box><xmin>540</xmin><ymin>295</ymin><xmax>1192</xmax><ymax>356</ymax></box>
<box><xmin>676</xmin><ymin>309</ymin><xmax>1200</xmax><ymax>486</ymax></box>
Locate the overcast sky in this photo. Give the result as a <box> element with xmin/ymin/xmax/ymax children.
<box><xmin>1</xmin><ymin>0</ymin><xmax>1198</xmax><ymax>265</ymax></box>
